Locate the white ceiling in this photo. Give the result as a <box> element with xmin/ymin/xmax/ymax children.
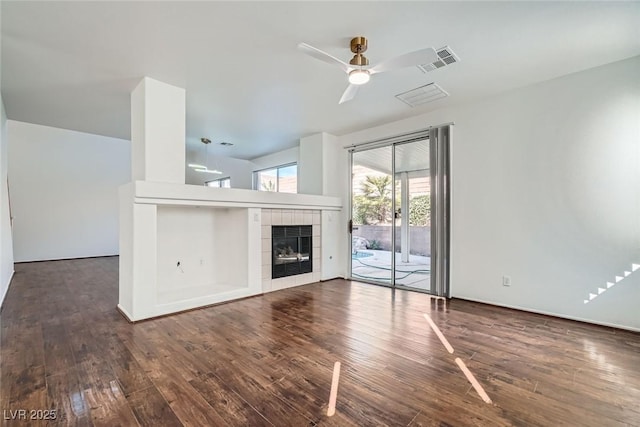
<box><xmin>2</xmin><ymin>1</ymin><xmax>639</xmax><ymax>160</ymax></box>
<box><xmin>354</xmin><ymin>139</ymin><xmax>429</xmax><ymax>175</ymax></box>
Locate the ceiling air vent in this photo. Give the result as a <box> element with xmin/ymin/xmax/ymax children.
<box><xmin>396</xmin><ymin>83</ymin><xmax>449</xmax><ymax>108</ymax></box>
<box><xmin>417</xmin><ymin>46</ymin><xmax>460</xmax><ymax>73</ymax></box>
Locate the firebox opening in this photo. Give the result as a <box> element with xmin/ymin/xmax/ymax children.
<box><xmin>272</xmin><ymin>225</ymin><xmax>313</xmax><ymax>279</ymax></box>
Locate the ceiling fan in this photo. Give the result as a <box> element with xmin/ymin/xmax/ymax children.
<box><xmin>298</xmin><ymin>36</ymin><xmax>439</xmax><ymax>104</ymax></box>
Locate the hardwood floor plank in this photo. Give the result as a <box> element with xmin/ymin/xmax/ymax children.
<box><xmin>149</xmin><ymin>376</ymin><xmax>230</xmax><ymax>427</ymax></box>
<box><xmin>126</xmin><ymin>386</ymin><xmax>182</xmax><ymax>427</ymax></box>
<box><xmin>45</xmin><ymin>367</ymin><xmax>93</xmax><ymax>426</ymax></box>
<box><xmin>80</xmin><ymin>388</ymin><xmax>122</xmax><ymax>427</ymax></box>
<box><xmin>75</xmin><ymin>363</ymin><xmax>139</xmax><ymax>427</ymax></box>
<box><xmin>99</xmin><ymin>334</ymin><xmax>154</xmax><ymax>398</ymax></box>
<box><xmin>189</xmin><ymin>373</ymin><xmax>274</xmax><ymax>426</ymax></box>
<box><xmin>207</xmin><ymin>365</ymin><xmax>317</xmax><ymax>426</ymax></box>
<box><xmin>265</xmin><ymin>374</ymin><xmax>357</xmax><ymax>427</ymax></box>
<box><xmin>2</xmin><ymin>258</ymin><xmax>639</xmax><ymax>427</ymax></box>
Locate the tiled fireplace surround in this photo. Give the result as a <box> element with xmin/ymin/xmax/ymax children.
<box><xmin>261</xmin><ymin>208</ymin><xmax>321</xmax><ymax>293</ymax></box>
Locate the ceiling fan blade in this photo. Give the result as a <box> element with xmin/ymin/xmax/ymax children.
<box><xmin>298</xmin><ymin>42</ymin><xmax>351</xmax><ymax>74</ymax></box>
<box><xmin>339</xmin><ymin>84</ymin><xmax>359</xmax><ymax>104</ymax></box>
<box><xmin>370</xmin><ymin>47</ymin><xmax>438</xmax><ymax>74</ymax></box>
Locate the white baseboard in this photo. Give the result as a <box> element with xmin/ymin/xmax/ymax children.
<box><xmin>15</xmin><ymin>253</ymin><xmax>119</xmax><ymax>263</ymax></box>
<box><xmin>453</xmin><ymin>296</ymin><xmax>640</xmax><ymax>333</ymax></box>
<box><xmin>116</xmin><ymin>304</ymin><xmax>134</xmax><ymax>322</ymax></box>
<box><xmin>1</xmin><ymin>270</ymin><xmax>15</xmax><ymax>309</ymax></box>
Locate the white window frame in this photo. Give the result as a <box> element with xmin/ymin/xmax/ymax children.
<box><xmin>205</xmin><ymin>177</ymin><xmax>231</xmax><ymax>188</ymax></box>
<box><xmin>253</xmin><ymin>163</ymin><xmax>298</xmax><ymax>193</ymax></box>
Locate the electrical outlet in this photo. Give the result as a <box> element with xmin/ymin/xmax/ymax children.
<box><xmin>502</xmin><ymin>275</ymin><xmax>511</xmax><ymax>287</ymax></box>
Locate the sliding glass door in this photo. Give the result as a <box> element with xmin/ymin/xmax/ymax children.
<box><xmin>350</xmin><ymin>145</ymin><xmax>394</xmax><ymax>285</ymax></box>
<box><xmin>349</xmin><ymin>126</ymin><xmax>450</xmax><ymax>297</ymax></box>
<box><xmin>393</xmin><ymin>139</ymin><xmax>431</xmax><ymax>290</ymax></box>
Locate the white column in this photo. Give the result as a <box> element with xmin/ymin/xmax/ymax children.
<box><xmin>118</xmin><ymin>184</ymin><xmax>158</xmax><ymax>321</ymax></box>
<box><xmin>131</xmin><ymin>77</ymin><xmax>186</xmax><ymax>184</ymax></box>
<box><xmin>247</xmin><ymin>208</ymin><xmax>262</xmax><ymax>291</ymax></box>
<box><xmin>299</xmin><ymin>133</ymin><xmax>324</xmax><ymax>195</ymax></box>
<box><xmin>298</xmin><ymin>132</ymin><xmax>342</xmax><ymax>197</ymax></box>
<box><xmin>299</xmin><ymin>132</ymin><xmax>346</xmax><ymax>279</ymax></box>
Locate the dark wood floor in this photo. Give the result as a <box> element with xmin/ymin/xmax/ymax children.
<box><xmin>1</xmin><ymin>257</ymin><xmax>639</xmax><ymax>426</ymax></box>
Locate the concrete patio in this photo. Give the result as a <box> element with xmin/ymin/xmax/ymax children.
<box><xmin>351</xmin><ymin>249</ymin><xmax>431</xmax><ymax>290</ymax></box>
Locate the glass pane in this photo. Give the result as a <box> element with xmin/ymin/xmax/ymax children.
<box><xmin>278</xmin><ymin>165</ymin><xmax>297</xmax><ymax>193</ymax></box>
<box><xmin>257</xmin><ymin>169</ymin><xmax>277</xmax><ymax>192</ymax></box>
<box><xmin>394</xmin><ymin>139</ymin><xmax>430</xmax><ymax>290</ymax></box>
<box><xmin>351</xmin><ymin>146</ymin><xmax>393</xmax><ymax>284</ymax></box>
<box><xmin>206</xmin><ymin>180</ymin><xmax>220</xmax><ymax>188</ymax></box>
<box><xmin>221</xmin><ymin>178</ymin><xmax>231</xmax><ymax>188</ymax></box>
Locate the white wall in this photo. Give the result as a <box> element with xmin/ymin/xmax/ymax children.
<box><xmin>251</xmin><ymin>146</ymin><xmax>299</xmax><ymax>171</ymax></box>
<box><xmin>321</xmin><ymin>210</ymin><xmax>344</xmax><ymax>280</ymax></box>
<box><xmin>340</xmin><ymin>56</ymin><xmax>640</xmax><ymax>331</ymax></box>
<box><xmin>156</xmin><ymin>206</ymin><xmax>249</xmax><ymax>304</ymax></box>
<box><xmin>185</xmin><ymin>147</ymin><xmax>299</xmax><ymax>189</ymax></box>
<box><xmin>185</xmin><ymin>152</ymin><xmax>254</xmax><ymax>189</ymax></box>
<box><xmin>298</xmin><ymin>132</ymin><xmax>348</xmax><ymax>279</ymax></box>
<box><xmin>298</xmin><ymin>132</ymin><xmax>344</xmax><ymax>198</ymax></box>
<box><xmin>322</xmin><ymin>133</ymin><xmax>343</xmax><ymax>198</ymax></box>
<box><xmin>0</xmin><ymin>96</ymin><xmax>15</xmax><ymax>305</ymax></box>
<box><xmin>8</xmin><ymin>121</ymin><xmax>130</xmax><ymax>261</ymax></box>
<box><xmin>0</xmin><ymin>6</ymin><xmax>15</xmax><ymax>305</ymax></box>
<box><xmin>299</xmin><ymin>134</ymin><xmax>323</xmax><ymax>195</ymax></box>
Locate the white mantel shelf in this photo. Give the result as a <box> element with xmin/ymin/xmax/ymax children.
<box><xmin>127</xmin><ymin>181</ymin><xmax>342</xmax><ymax>210</ymax></box>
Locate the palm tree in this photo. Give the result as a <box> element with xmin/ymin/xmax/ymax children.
<box><xmin>360</xmin><ymin>175</ymin><xmax>392</xmax><ymax>224</ymax></box>
<box><xmin>261</xmin><ymin>180</ymin><xmax>276</xmax><ymax>192</ymax></box>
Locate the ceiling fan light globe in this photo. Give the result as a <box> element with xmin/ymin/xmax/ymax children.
<box><xmin>348</xmin><ymin>69</ymin><xmax>370</xmax><ymax>85</ymax></box>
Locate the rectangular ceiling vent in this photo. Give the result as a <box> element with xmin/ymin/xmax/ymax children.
<box><xmin>396</xmin><ymin>83</ymin><xmax>449</xmax><ymax>108</ymax></box>
<box><xmin>417</xmin><ymin>46</ymin><xmax>460</xmax><ymax>73</ymax></box>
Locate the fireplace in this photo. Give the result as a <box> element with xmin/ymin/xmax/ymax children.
<box><xmin>272</xmin><ymin>225</ymin><xmax>313</xmax><ymax>279</ymax></box>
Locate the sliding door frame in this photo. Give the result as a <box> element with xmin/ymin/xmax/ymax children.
<box><xmin>429</xmin><ymin>125</ymin><xmax>451</xmax><ymax>297</ymax></box>
<box><xmin>347</xmin><ymin>125</ymin><xmax>452</xmax><ymax>297</ymax></box>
